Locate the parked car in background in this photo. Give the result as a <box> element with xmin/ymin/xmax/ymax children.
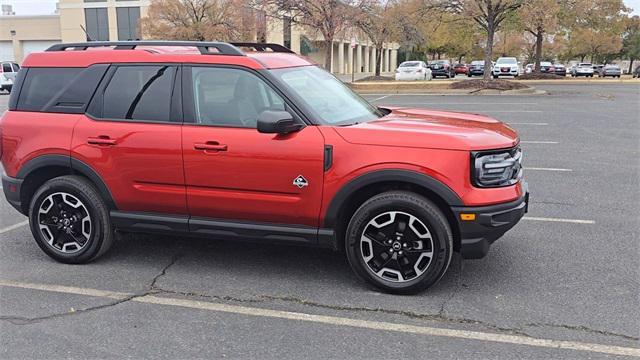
<box><xmin>429</xmin><ymin>60</ymin><xmax>455</xmax><ymax>78</ymax></box>
<box><xmin>538</xmin><ymin>62</ymin><xmax>555</xmax><ymax>73</ymax></box>
<box><xmin>466</xmin><ymin>60</ymin><xmax>485</xmax><ymax>76</ymax></box>
<box><xmin>0</xmin><ymin>61</ymin><xmax>20</xmax><ymax>93</ymax></box>
<box><xmin>553</xmin><ymin>64</ymin><xmax>567</xmax><ymax>76</ymax></box>
<box><xmin>395</xmin><ymin>61</ymin><xmax>432</xmax><ymax>81</ymax></box>
<box><xmin>592</xmin><ymin>64</ymin><xmax>604</xmax><ymax>74</ymax></box>
<box><xmin>492</xmin><ymin>57</ymin><xmax>519</xmax><ymax>78</ymax></box>
<box><xmin>598</xmin><ymin>64</ymin><xmax>621</xmax><ymax>78</ymax></box>
<box><xmin>634</xmin><ymin>65</ymin><xmax>640</xmax><ymax>78</ymax></box>
<box><xmin>453</xmin><ymin>63</ymin><xmax>468</xmax><ymax>75</ymax></box>
<box><xmin>571</xmin><ymin>63</ymin><xmax>594</xmax><ymax>77</ymax></box>
<box><xmin>524</xmin><ymin>64</ymin><xmax>534</xmax><ymax>74</ymax></box>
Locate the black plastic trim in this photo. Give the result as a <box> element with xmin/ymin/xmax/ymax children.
<box><xmin>7</xmin><ymin>68</ymin><xmax>27</xmax><ymax>111</ymax></box>
<box><xmin>230</xmin><ymin>43</ymin><xmax>294</xmax><ymax>53</ymax></box>
<box><xmin>2</xmin><ymin>175</ymin><xmax>24</xmax><ymax>213</ymax></box>
<box><xmin>14</xmin><ymin>154</ymin><xmax>117</xmax><ymax>210</ymax></box>
<box><xmin>46</xmin><ymin>41</ymin><xmax>245</xmax><ymax>56</ymax></box>
<box><xmin>452</xmin><ymin>187</ymin><xmax>528</xmax><ymax>259</ymax></box>
<box><xmin>111</xmin><ymin>211</ymin><xmax>189</xmax><ymax>232</ymax></box>
<box><xmin>109</xmin><ymin>211</ymin><xmax>336</xmax><ymax>247</ymax></box>
<box><xmin>323</xmin><ymin>169</ymin><xmax>463</xmax><ymax>228</ymax></box>
<box><xmin>324</xmin><ymin>145</ymin><xmax>333</xmax><ymax>171</ymax></box>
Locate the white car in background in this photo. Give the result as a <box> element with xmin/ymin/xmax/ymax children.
<box><xmin>492</xmin><ymin>57</ymin><xmax>519</xmax><ymax>78</ymax></box>
<box><xmin>570</xmin><ymin>63</ymin><xmax>594</xmax><ymax>77</ymax></box>
<box><xmin>0</xmin><ymin>61</ymin><xmax>20</xmax><ymax>93</ymax></box>
<box><xmin>395</xmin><ymin>61</ymin><xmax>432</xmax><ymax>81</ymax></box>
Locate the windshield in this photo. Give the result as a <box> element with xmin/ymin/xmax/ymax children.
<box><xmin>433</xmin><ymin>60</ymin><xmax>447</xmax><ymax>64</ymax></box>
<box><xmin>400</xmin><ymin>61</ymin><xmax>420</xmax><ymax>67</ymax></box>
<box><xmin>540</xmin><ymin>62</ymin><xmax>552</xmax><ymax>66</ymax></box>
<box><xmin>579</xmin><ymin>63</ymin><xmax>592</xmax><ymax>67</ymax></box>
<box><xmin>269</xmin><ymin>66</ymin><xmax>383</xmax><ymax>126</ymax></box>
<box><xmin>496</xmin><ymin>58</ymin><xmax>517</xmax><ymax>64</ymax></box>
<box><xmin>471</xmin><ymin>61</ymin><xmax>484</xmax><ymax>65</ymax></box>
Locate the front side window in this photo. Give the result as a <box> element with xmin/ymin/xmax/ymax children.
<box><xmin>2</xmin><ymin>63</ymin><xmax>11</xmax><ymax>73</ymax></box>
<box><xmin>270</xmin><ymin>66</ymin><xmax>382</xmax><ymax>126</ymax></box>
<box><xmin>191</xmin><ymin>67</ymin><xmax>285</xmax><ymax>128</ymax></box>
<box><xmin>102</xmin><ymin>65</ymin><xmax>175</xmax><ymax>122</ymax></box>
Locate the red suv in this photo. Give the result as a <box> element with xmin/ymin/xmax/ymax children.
<box><xmin>1</xmin><ymin>41</ymin><xmax>528</xmax><ymax>294</ymax></box>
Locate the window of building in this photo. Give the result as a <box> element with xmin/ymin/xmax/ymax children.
<box><xmin>191</xmin><ymin>67</ymin><xmax>285</xmax><ymax>128</ymax></box>
<box><xmin>102</xmin><ymin>66</ymin><xmax>175</xmax><ymax>122</ymax></box>
<box><xmin>85</xmin><ymin>8</ymin><xmax>109</xmax><ymax>41</ymax></box>
<box><xmin>117</xmin><ymin>7</ymin><xmax>140</xmax><ymax>41</ymax></box>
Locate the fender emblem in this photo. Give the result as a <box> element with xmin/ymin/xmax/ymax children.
<box><xmin>293</xmin><ymin>175</ymin><xmax>309</xmax><ymax>188</ymax></box>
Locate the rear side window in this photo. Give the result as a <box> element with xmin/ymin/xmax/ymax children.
<box><xmin>16</xmin><ymin>68</ymin><xmax>82</xmax><ymax>111</ymax></box>
<box><xmin>2</xmin><ymin>63</ymin><xmax>12</xmax><ymax>72</ymax></box>
<box><xmin>101</xmin><ymin>65</ymin><xmax>175</xmax><ymax>122</ymax></box>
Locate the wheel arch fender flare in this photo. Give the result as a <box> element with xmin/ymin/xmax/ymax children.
<box><xmin>322</xmin><ymin>169</ymin><xmax>463</xmax><ymax>229</ymax></box>
<box><xmin>16</xmin><ymin>154</ymin><xmax>117</xmax><ymax>210</ymax></box>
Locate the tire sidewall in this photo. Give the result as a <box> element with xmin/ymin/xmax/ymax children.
<box><xmin>345</xmin><ymin>193</ymin><xmax>452</xmax><ymax>294</ymax></box>
<box><xmin>29</xmin><ymin>178</ymin><xmax>106</xmax><ymax>263</ymax></box>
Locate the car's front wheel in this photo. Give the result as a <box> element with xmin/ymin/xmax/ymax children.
<box><xmin>29</xmin><ymin>176</ymin><xmax>114</xmax><ymax>264</ymax></box>
<box><xmin>345</xmin><ymin>191</ymin><xmax>453</xmax><ymax>294</ymax></box>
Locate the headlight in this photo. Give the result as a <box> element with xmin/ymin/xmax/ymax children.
<box><xmin>472</xmin><ymin>147</ymin><xmax>523</xmax><ymax>187</ymax></box>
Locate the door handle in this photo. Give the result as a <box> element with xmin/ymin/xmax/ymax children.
<box><xmin>194</xmin><ymin>141</ymin><xmax>228</xmax><ymax>152</ymax></box>
<box><xmin>87</xmin><ymin>136</ymin><xmax>117</xmax><ymax>146</ymax></box>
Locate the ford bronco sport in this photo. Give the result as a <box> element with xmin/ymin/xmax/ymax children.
<box><xmin>1</xmin><ymin>41</ymin><xmax>528</xmax><ymax>294</ymax></box>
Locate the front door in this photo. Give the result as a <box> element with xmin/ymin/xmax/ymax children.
<box><xmin>181</xmin><ymin>66</ymin><xmax>325</xmax><ymax>227</ymax></box>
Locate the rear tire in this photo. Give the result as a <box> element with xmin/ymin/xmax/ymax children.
<box><xmin>344</xmin><ymin>191</ymin><xmax>453</xmax><ymax>294</ymax></box>
<box><xmin>29</xmin><ymin>175</ymin><xmax>114</xmax><ymax>264</ymax></box>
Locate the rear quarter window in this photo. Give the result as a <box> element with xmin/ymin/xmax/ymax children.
<box><xmin>16</xmin><ymin>68</ymin><xmax>82</xmax><ymax>111</ymax></box>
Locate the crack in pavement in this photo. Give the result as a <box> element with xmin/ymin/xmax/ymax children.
<box><xmin>0</xmin><ymin>254</ymin><xmax>181</xmax><ymax>326</ymax></box>
<box><xmin>523</xmin><ymin>322</ymin><xmax>639</xmax><ymax>342</ymax></box>
<box><xmin>1</xmin><ymin>255</ymin><xmax>637</xmax><ymax>343</ymax></box>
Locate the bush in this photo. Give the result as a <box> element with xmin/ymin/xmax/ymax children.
<box><xmin>449</xmin><ymin>79</ymin><xmax>530</xmax><ymax>90</ymax></box>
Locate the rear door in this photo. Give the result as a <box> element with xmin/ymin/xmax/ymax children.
<box><xmin>71</xmin><ymin>64</ymin><xmax>187</xmax><ymax>214</ymax></box>
<box><xmin>181</xmin><ymin>65</ymin><xmax>325</xmax><ymax>227</ymax></box>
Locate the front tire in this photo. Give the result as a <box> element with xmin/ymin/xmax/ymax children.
<box><xmin>29</xmin><ymin>176</ymin><xmax>114</xmax><ymax>264</ymax></box>
<box><xmin>345</xmin><ymin>191</ymin><xmax>453</xmax><ymax>294</ymax></box>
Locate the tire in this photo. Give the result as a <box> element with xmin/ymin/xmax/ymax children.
<box><xmin>344</xmin><ymin>191</ymin><xmax>453</xmax><ymax>294</ymax></box>
<box><xmin>29</xmin><ymin>175</ymin><xmax>114</xmax><ymax>264</ymax></box>
<box><xmin>493</xmin><ymin>75</ymin><xmax>498</xmax><ymax>79</ymax></box>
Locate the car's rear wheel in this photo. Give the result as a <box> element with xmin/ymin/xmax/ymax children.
<box><xmin>345</xmin><ymin>191</ymin><xmax>453</xmax><ymax>294</ymax></box>
<box><xmin>29</xmin><ymin>176</ymin><xmax>113</xmax><ymax>264</ymax></box>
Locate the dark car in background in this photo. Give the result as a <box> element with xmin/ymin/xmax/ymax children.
<box><xmin>429</xmin><ymin>60</ymin><xmax>456</xmax><ymax>78</ymax></box>
<box><xmin>598</xmin><ymin>64</ymin><xmax>621</xmax><ymax>78</ymax></box>
<box><xmin>538</xmin><ymin>61</ymin><xmax>555</xmax><ymax>73</ymax></box>
<box><xmin>553</xmin><ymin>64</ymin><xmax>567</xmax><ymax>76</ymax></box>
<box><xmin>466</xmin><ymin>60</ymin><xmax>485</xmax><ymax>77</ymax></box>
<box><xmin>453</xmin><ymin>63</ymin><xmax>468</xmax><ymax>75</ymax></box>
<box><xmin>592</xmin><ymin>64</ymin><xmax>604</xmax><ymax>74</ymax></box>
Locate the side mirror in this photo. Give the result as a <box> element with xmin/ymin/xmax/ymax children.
<box><xmin>257</xmin><ymin>110</ymin><xmax>303</xmax><ymax>135</ymax></box>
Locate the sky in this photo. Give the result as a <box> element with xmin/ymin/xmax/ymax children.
<box><xmin>1</xmin><ymin>0</ymin><xmax>639</xmax><ymax>16</ymax></box>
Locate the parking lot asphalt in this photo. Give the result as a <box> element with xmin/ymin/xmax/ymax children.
<box><xmin>1</xmin><ymin>83</ymin><xmax>639</xmax><ymax>359</ymax></box>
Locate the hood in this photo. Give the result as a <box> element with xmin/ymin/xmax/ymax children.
<box><xmin>333</xmin><ymin>108</ymin><xmax>519</xmax><ymax>151</ymax></box>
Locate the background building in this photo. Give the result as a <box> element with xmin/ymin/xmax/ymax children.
<box><xmin>1</xmin><ymin>0</ymin><xmax>396</xmax><ymax>75</ymax></box>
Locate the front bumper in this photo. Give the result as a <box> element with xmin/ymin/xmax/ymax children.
<box><xmin>452</xmin><ymin>185</ymin><xmax>529</xmax><ymax>259</ymax></box>
<box><xmin>2</xmin><ymin>175</ymin><xmax>23</xmax><ymax>213</ymax></box>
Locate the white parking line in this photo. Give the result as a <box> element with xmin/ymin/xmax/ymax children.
<box><xmin>0</xmin><ymin>220</ymin><xmax>29</xmax><ymax>235</ymax></box>
<box><xmin>0</xmin><ymin>280</ymin><xmax>636</xmax><ymax>357</ymax></box>
<box><xmin>484</xmin><ymin>111</ymin><xmax>543</xmax><ymax>113</ymax></box>
<box><xmin>369</xmin><ymin>95</ymin><xmax>389</xmax><ymax>102</ymax></box>
<box><xmin>524</xmin><ymin>167</ymin><xmax>572</xmax><ymax>172</ymax></box>
<box><xmin>520</xmin><ymin>141</ymin><xmax>559</xmax><ymax>144</ymax></box>
<box><xmin>523</xmin><ymin>217</ymin><xmax>595</xmax><ymax>225</ymax></box>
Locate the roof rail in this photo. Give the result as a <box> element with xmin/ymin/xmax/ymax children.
<box><xmin>45</xmin><ymin>41</ymin><xmax>245</xmax><ymax>56</ymax></box>
<box><xmin>230</xmin><ymin>43</ymin><xmax>294</xmax><ymax>54</ymax></box>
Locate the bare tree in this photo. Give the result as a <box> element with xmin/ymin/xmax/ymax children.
<box><xmin>140</xmin><ymin>0</ymin><xmax>245</xmax><ymax>41</ymax></box>
<box><xmin>250</xmin><ymin>0</ymin><xmax>366</xmax><ymax>70</ymax></box>
<box><xmin>356</xmin><ymin>0</ymin><xmax>401</xmax><ymax>76</ymax></box>
<box><xmin>441</xmin><ymin>0</ymin><xmax>523</xmax><ymax>78</ymax></box>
